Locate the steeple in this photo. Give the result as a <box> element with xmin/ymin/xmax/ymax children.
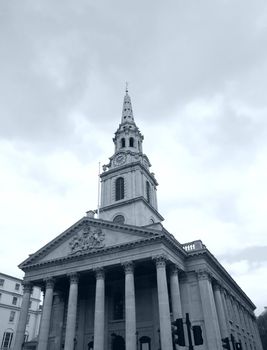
<box><xmin>99</xmin><ymin>89</ymin><xmax>164</xmax><ymax>226</ymax></box>
<box><xmin>121</xmin><ymin>85</ymin><xmax>135</xmax><ymax>125</ymax></box>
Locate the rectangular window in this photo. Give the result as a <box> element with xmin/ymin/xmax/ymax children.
<box><xmin>0</xmin><ymin>293</ymin><xmax>2</xmax><ymax>301</ymax></box>
<box><xmin>9</xmin><ymin>311</ymin><xmax>15</xmax><ymax>322</ymax></box>
<box><xmin>15</xmin><ymin>283</ymin><xmax>20</xmax><ymax>291</ymax></box>
<box><xmin>29</xmin><ymin>301</ymin><xmax>32</xmax><ymax>309</ymax></box>
<box><xmin>26</xmin><ymin>314</ymin><xmax>30</xmax><ymax>325</ymax></box>
<box><xmin>0</xmin><ymin>278</ymin><xmax>4</xmax><ymax>286</ymax></box>
<box><xmin>1</xmin><ymin>332</ymin><xmax>13</xmax><ymax>348</ymax></box>
<box><xmin>12</xmin><ymin>296</ymin><xmax>18</xmax><ymax>305</ymax></box>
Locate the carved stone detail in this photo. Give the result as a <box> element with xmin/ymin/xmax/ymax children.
<box><xmin>169</xmin><ymin>264</ymin><xmax>179</xmax><ymax>276</ymax></box>
<box><xmin>69</xmin><ymin>223</ymin><xmax>105</xmax><ymax>254</ymax></box>
<box><xmin>196</xmin><ymin>269</ymin><xmax>211</xmax><ymax>281</ymax></box>
<box><xmin>44</xmin><ymin>278</ymin><xmax>55</xmax><ymax>289</ymax></box>
<box><xmin>68</xmin><ymin>273</ymin><xmax>79</xmax><ymax>284</ymax></box>
<box><xmin>22</xmin><ymin>281</ymin><xmax>32</xmax><ymax>293</ymax></box>
<box><xmin>153</xmin><ymin>254</ymin><xmax>167</xmax><ymax>268</ymax></box>
<box><xmin>94</xmin><ymin>267</ymin><xmax>105</xmax><ymax>280</ymax></box>
<box><xmin>122</xmin><ymin>261</ymin><xmax>134</xmax><ymax>274</ymax></box>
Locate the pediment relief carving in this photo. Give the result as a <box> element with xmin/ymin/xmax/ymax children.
<box><xmin>69</xmin><ymin>223</ymin><xmax>105</xmax><ymax>255</ymax></box>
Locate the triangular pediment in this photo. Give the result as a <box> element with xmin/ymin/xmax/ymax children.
<box><xmin>20</xmin><ymin>217</ymin><xmax>162</xmax><ymax>269</ymax></box>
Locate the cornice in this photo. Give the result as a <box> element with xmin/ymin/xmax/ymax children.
<box><xmin>21</xmin><ymin>235</ymin><xmax>165</xmax><ymax>271</ymax></box>
<box><xmin>186</xmin><ymin>249</ymin><xmax>256</xmax><ymax>310</ymax></box>
<box><xmin>99</xmin><ymin>196</ymin><xmax>164</xmax><ymax>221</ymax></box>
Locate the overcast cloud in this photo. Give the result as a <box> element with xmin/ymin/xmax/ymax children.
<box><xmin>0</xmin><ymin>0</ymin><xmax>267</xmax><ymax>314</ymax></box>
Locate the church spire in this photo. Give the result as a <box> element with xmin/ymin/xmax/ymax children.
<box><xmin>121</xmin><ymin>83</ymin><xmax>135</xmax><ymax>124</ymax></box>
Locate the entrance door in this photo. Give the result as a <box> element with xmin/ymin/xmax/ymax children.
<box><xmin>112</xmin><ymin>335</ymin><xmax>125</xmax><ymax>350</ymax></box>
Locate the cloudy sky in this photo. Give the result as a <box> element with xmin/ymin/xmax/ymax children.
<box><xmin>1</xmin><ymin>1</ymin><xmax>267</xmax><ymax>314</ymax></box>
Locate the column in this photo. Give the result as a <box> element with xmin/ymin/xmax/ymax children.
<box><xmin>252</xmin><ymin>318</ymin><xmax>263</xmax><ymax>350</ymax></box>
<box><xmin>197</xmin><ymin>269</ymin><xmax>222</xmax><ymax>350</ymax></box>
<box><xmin>64</xmin><ymin>274</ymin><xmax>79</xmax><ymax>350</ymax></box>
<box><xmin>13</xmin><ymin>282</ymin><xmax>32</xmax><ymax>350</ymax></box>
<box><xmin>221</xmin><ymin>289</ymin><xmax>231</xmax><ymax>334</ymax></box>
<box><xmin>37</xmin><ymin>278</ymin><xmax>55</xmax><ymax>350</ymax></box>
<box><xmin>169</xmin><ymin>265</ymin><xmax>182</xmax><ymax>319</ymax></box>
<box><xmin>123</xmin><ymin>261</ymin><xmax>136</xmax><ymax>350</ymax></box>
<box><xmin>93</xmin><ymin>267</ymin><xmax>105</xmax><ymax>350</ymax></box>
<box><xmin>154</xmin><ymin>255</ymin><xmax>173</xmax><ymax>350</ymax></box>
<box><xmin>52</xmin><ymin>292</ymin><xmax>65</xmax><ymax>350</ymax></box>
<box><xmin>213</xmin><ymin>283</ymin><xmax>228</xmax><ymax>339</ymax></box>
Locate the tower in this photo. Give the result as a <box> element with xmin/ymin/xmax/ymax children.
<box><xmin>99</xmin><ymin>88</ymin><xmax>164</xmax><ymax>226</ymax></box>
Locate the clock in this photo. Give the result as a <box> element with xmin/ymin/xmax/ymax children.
<box><xmin>114</xmin><ymin>152</ymin><xmax>126</xmax><ymax>166</ymax></box>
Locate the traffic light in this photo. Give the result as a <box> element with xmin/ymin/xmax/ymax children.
<box><xmin>235</xmin><ymin>342</ymin><xmax>242</xmax><ymax>350</ymax></box>
<box><xmin>172</xmin><ymin>318</ymin><xmax>185</xmax><ymax>346</ymax></box>
<box><xmin>192</xmin><ymin>325</ymin><xmax>203</xmax><ymax>345</ymax></box>
<box><xmin>222</xmin><ymin>337</ymin><xmax>231</xmax><ymax>350</ymax></box>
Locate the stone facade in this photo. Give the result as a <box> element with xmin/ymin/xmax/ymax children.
<box><xmin>13</xmin><ymin>91</ymin><xmax>263</xmax><ymax>350</ymax></box>
<box><xmin>0</xmin><ymin>272</ymin><xmax>41</xmax><ymax>350</ymax></box>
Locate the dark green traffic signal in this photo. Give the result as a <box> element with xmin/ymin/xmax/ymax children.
<box><xmin>222</xmin><ymin>337</ymin><xmax>231</xmax><ymax>350</ymax></box>
<box><xmin>192</xmin><ymin>325</ymin><xmax>203</xmax><ymax>345</ymax></box>
<box><xmin>172</xmin><ymin>318</ymin><xmax>185</xmax><ymax>346</ymax></box>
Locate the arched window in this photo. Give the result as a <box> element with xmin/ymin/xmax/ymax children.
<box><xmin>146</xmin><ymin>181</ymin><xmax>150</xmax><ymax>203</ymax></box>
<box><xmin>121</xmin><ymin>138</ymin><xmax>125</xmax><ymax>148</ymax></box>
<box><xmin>129</xmin><ymin>137</ymin><xmax>134</xmax><ymax>147</ymax></box>
<box><xmin>115</xmin><ymin>177</ymin><xmax>124</xmax><ymax>201</ymax></box>
<box><xmin>113</xmin><ymin>215</ymin><xmax>125</xmax><ymax>224</ymax></box>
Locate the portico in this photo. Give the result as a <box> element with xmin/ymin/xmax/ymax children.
<box><xmin>14</xmin><ymin>90</ymin><xmax>263</xmax><ymax>350</ymax></box>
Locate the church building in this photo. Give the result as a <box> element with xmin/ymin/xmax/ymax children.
<box><xmin>13</xmin><ymin>90</ymin><xmax>263</xmax><ymax>350</ymax></box>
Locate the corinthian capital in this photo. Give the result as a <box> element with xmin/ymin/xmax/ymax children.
<box><xmin>44</xmin><ymin>278</ymin><xmax>55</xmax><ymax>289</ymax></box>
<box><xmin>22</xmin><ymin>281</ymin><xmax>33</xmax><ymax>294</ymax></box>
<box><xmin>122</xmin><ymin>261</ymin><xmax>134</xmax><ymax>274</ymax></box>
<box><xmin>94</xmin><ymin>267</ymin><xmax>105</xmax><ymax>280</ymax></box>
<box><xmin>153</xmin><ymin>254</ymin><xmax>167</xmax><ymax>268</ymax></box>
<box><xmin>196</xmin><ymin>269</ymin><xmax>211</xmax><ymax>281</ymax></box>
<box><xmin>68</xmin><ymin>273</ymin><xmax>79</xmax><ymax>284</ymax></box>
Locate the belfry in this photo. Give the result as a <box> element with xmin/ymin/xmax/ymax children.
<box><xmin>14</xmin><ymin>90</ymin><xmax>263</xmax><ymax>350</ymax></box>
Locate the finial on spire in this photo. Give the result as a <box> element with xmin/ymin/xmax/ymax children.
<box><xmin>125</xmin><ymin>81</ymin><xmax>129</xmax><ymax>93</ymax></box>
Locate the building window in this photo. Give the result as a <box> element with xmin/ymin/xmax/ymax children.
<box><xmin>1</xmin><ymin>332</ymin><xmax>13</xmax><ymax>349</ymax></box>
<box><xmin>0</xmin><ymin>279</ymin><xmax>5</xmax><ymax>286</ymax></box>
<box><xmin>9</xmin><ymin>311</ymin><xmax>15</xmax><ymax>323</ymax></box>
<box><xmin>113</xmin><ymin>292</ymin><xmax>124</xmax><ymax>320</ymax></box>
<box><xmin>113</xmin><ymin>215</ymin><xmax>125</xmax><ymax>225</ymax></box>
<box><xmin>12</xmin><ymin>297</ymin><xmax>17</xmax><ymax>305</ymax></box>
<box><xmin>15</xmin><ymin>283</ymin><xmax>20</xmax><ymax>291</ymax></box>
<box><xmin>24</xmin><ymin>333</ymin><xmax>29</xmax><ymax>343</ymax></box>
<box><xmin>146</xmin><ymin>181</ymin><xmax>150</xmax><ymax>203</ymax></box>
<box><xmin>29</xmin><ymin>301</ymin><xmax>32</xmax><ymax>309</ymax></box>
<box><xmin>26</xmin><ymin>314</ymin><xmax>30</xmax><ymax>325</ymax></box>
<box><xmin>121</xmin><ymin>138</ymin><xmax>125</xmax><ymax>148</ymax></box>
<box><xmin>115</xmin><ymin>177</ymin><xmax>124</xmax><ymax>201</ymax></box>
<box><xmin>129</xmin><ymin>137</ymin><xmax>134</xmax><ymax>147</ymax></box>
<box><xmin>0</xmin><ymin>293</ymin><xmax>2</xmax><ymax>301</ymax></box>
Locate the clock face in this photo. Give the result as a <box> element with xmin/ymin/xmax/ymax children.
<box><xmin>114</xmin><ymin>153</ymin><xmax>126</xmax><ymax>166</ymax></box>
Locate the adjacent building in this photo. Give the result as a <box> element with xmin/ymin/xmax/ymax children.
<box><xmin>13</xmin><ymin>90</ymin><xmax>263</xmax><ymax>350</ymax></box>
<box><xmin>0</xmin><ymin>272</ymin><xmax>41</xmax><ymax>350</ymax></box>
